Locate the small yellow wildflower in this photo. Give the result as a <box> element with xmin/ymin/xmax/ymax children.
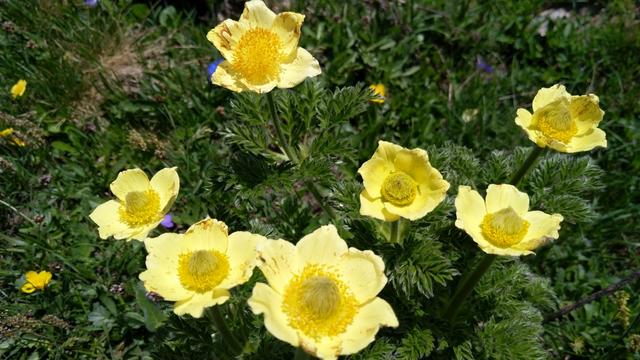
<box><xmin>455</xmin><ymin>184</ymin><xmax>563</xmax><ymax>256</ymax></box>
<box><xmin>139</xmin><ymin>218</ymin><xmax>266</xmax><ymax>318</ymax></box>
<box><xmin>11</xmin><ymin>79</ymin><xmax>27</xmax><ymax>99</ymax></box>
<box><xmin>369</xmin><ymin>84</ymin><xmax>386</xmax><ymax>104</ymax></box>
<box><xmin>358</xmin><ymin>140</ymin><xmax>450</xmax><ymax>222</ymax></box>
<box><xmin>206</xmin><ymin>0</ymin><xmax>321</xmax><ymax>93</ymax></box>
<box><xmin>0</xmin><ymin>128</ymin><xmax>14</xmax><ymax>137</ymax></box>
<box><xmin>89</xmin><ymin>167</ymin><xmax>179</xmax><ymax>241</ymax></box>
<box><xmin>20</xmin><ymin>270</ymin><xmax>52</xmax><ymax>293</ymax></box>
<box><xmin>248</xmin><ymin>225</ymin><xmax>398</xmax><ymax>360</ymax></box>
<box><xmin>515</xmin><ymin>84</ymin><xmax>607</xmax><ymax>153</ymax></box>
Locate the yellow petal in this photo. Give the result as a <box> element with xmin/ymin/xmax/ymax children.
<box><xmin>248</xmin><ymin>282</ymin><xmax>300</xmax><ymax>346</ymax></box>
<box><xmin>359</xmin><ymin>190</ymin><xmax>400</xmax><ymax>222</ymax></box>
<box><xmin>89</xmin><ymin>200</ymin><xmax>131</xmax><ymax>240</ymax></box>
<box><xmin>129</xmin><ymin>222</ymin><xmax>162</xmax><ymax>241</ymax></box>
<box><xmin>150</xmin><ymin>167</ymin><xmax>180</xmax><ymax>212</ymax></box>
<box><xmin>272</xmin><ymin>12</ymin><xmax>305</xmax><ymax>60</ymax></box>
<box><xmin>140</xmin><ymin>233</ymin><xmax>192</xmax><ymax>301</ymax></box>
<box><xmin>532</xmin><ymin>84</ymin><xmax>571</xmax><ymax>112</ymax></box>
<box><xmin>373</xmin><ymin>140</ymin><xmax>403</xmax><ymax>163</ymax></box>
<box><xmin>277</xmin><ymin>47</ymin><xmax>322</xmax><ymax>89</ymax></box>
<box><xmin>337</xmin><ymin>298</ymin><xmax>399</xmax><ymax>356</ymax></box>
<box><xmin>454</xmin><ymin>185</ymin><xmax>487</xmax><ymax>232</ymax></box>
<box><xmin>570</xmin><ymin>94</ymin><xmax>604</xmax><ymax>133</ymax></box>
<box><xmin>338</xmin><ymin>249</ymin><xmax>387</xmax><ymax>303</ymax></box>
<box><xmin>33</xmin><ymin>271</ymin><xmax>52</xmax><ymax>288</ymax></box>
<box><xmin>515</xmin><ymin>108</ymin><xmax>533</xmax><ymax>128</ymax></box>
<box><xmin>183</xmin><ymin>218</ymin><xmax>229</xmax><ymax>254</ymax></box>
<box><xmin>21</xmin><ymin>283</ymin><xmax>36</xmax><ymax>294</ymax></box>
<box><xmin>211</xmin><ymin>60</ymin><xmax>248</xmax><ymax>92</ymax></box>
<box><xmin>357</xmin><ymin>157</ymin><xmax>393</xmax><ymax>199</ymax></box>
<box><xmin>485</xmin><ymin>184</ymin><xmax>529</xmax><ymax>215</ymax></box>
<box><xmin>206</xmin><ymin>19</ymin><xmax>247</xmax><ymax>61</ymax></box>
<box><xmin>0</xmin><ymin>128</ymin><xmax>14</xmax><ymax>137</ymax></box>
<box><xmin>255</xmin><ymin>239</ymin><xmax>299</xmax><ymax>293</ymax></box>
<box><xmin>565</xmin><ymin>128</ymin><xmax>607</xmax><ymax>153</ymax></box>
<box><xmin>480</xmin><ymin>244</ymin><xmax>533</xmax><ymax>256</ymax></box>
<box><xmin>516</xmin><ymin>211</ymin><xmax>563</xmax><ymax>251</ymax></box>
<box><xmin>219</xmin><ymin>231</ymin><xmax>265</xmax><ymax>288</ymax></box>
<box><xmin>296</xmin><ymin>225</ymin><xmax>347</xmax><ymax>265</ymax></box>
<box><xmin>515</xmin><ymin>108</ymin><xmax>544</xmax><ymax>146</ymax></box>
<box><xmin>11</xmin><ymin>79</ymin><xmax>26</xmax><ymax>99</ymax></box>
<box><xmin>173</xmin><ymin>290</ymin><xmax>230</xmax><ymax>318</ymax></box>
<box><xmin>239</xmin><ymin>0</ymin><xmax>276</xmax><ymax>28</ymax></box>
<box><xmin>109</xmin><ymin>169</ymin><xmax>151</xmax><ymax>202</ymax></box>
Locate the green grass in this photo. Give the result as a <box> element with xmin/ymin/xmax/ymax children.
<box><xmin>1</xmin><ymin>0</ymin><xmax>639</xmax><ymax>359</ymax></box>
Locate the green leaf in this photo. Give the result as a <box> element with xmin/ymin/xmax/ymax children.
<box><xmin>134</xmin><ymin>283</ymin><xmax>167</xmax><ymax>332</ymax></box>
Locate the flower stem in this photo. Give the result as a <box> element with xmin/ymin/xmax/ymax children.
<box><xmin>443</xmin><ymin>253</ymin><xmax>496</xmax><ymax>321</ymax></box>
<box><xmin>509</xmin><ymin>146</ymin><xmax>545</xmax><ymax>186</ymax></box>
<box><xmin>305</xmin><ymin>180</ymin><xmax>337</xmax><ymax>222</ymax></box>
<box><xmin>206</xmin><ymin>306</ymin><xmax>243</xmax><ymax>354</ymax></box>
<box><xmin>389</xmin><ymin>220</ymin><xmax>401</xmax><ymax>244</ymax></box>
<box><xmin>266</xmin><ymin>91</ymin><xmax>298</xmax><ymax>163</ymax></box>
<box><xmin>294</xmin><ymin>347</ymin><xmax>312</xmax><ymax>360</ymax></box>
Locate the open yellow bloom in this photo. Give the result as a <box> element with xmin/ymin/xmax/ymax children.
<box><xmin>89</xmin><ymin>167</ymin><xmax>179</xmax><ymax>241</ymax></box>
<box><xmin>515</xmin><ymin>84</ymin><xmax>606</xmax><ymax>153</ymax></box>
<box><xmin>206</xmin><ymin>0</ymin><xmax>321</xmax><ymax>93</ymax></box>
<box><xmin>248</xmin><ymin>225</ymin><xmax>398</xmax><ymax>360</ymax></box>
<box><xmin>358</xmin><ymin>140</ymin><xmax>450</xmax><ymax>221</ymax></box>
<box><xmin>20</xmin><ymin>270</ymin><xmax>52</xmax><ymax>293</ymax></box>
<box><xmin>139</xmin><ymin>218</ymin><xmax>266</xmax><ymax>318</ymax></box>
<box><xmin>369</xmin><ymin>84</ymin><xmax>386</xmax><ymax>104</ymax></box>
<box><xmin>11</xmin><ymin>79</ymin><xmax>27</xmax><ymax>99</ymax></box>
<box><xmin>455</xmin><ymin>184</ymin><xmax>563</xmax><ymax>256</ymax></box>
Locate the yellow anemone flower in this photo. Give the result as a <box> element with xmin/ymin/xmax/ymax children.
<box><xmin>20</xmin><ymin>270</ymin><xmax>52</xmax><ymax>293</ymax></box>
<box><xmin>206</xmin><ymin>0</ymin><xmax>321</xmax><ymax>93</ymax></box>
<box><xmin>455</xmin><ymin>184</ymin><xmax>563</xmax><ymax>256</ymax></box>
<box><xmin>139</xmin><ymin>218</ymin><xmax>266</xmax><ymax>318</ymax></box>
<box><xmin>369</xmin><ymin>83</ymin><xmax>386</xmax><ymax>104</ymax></box>
<box><xmin>358</xmin><ymin>140</ymin><xmax>450</xmax><ymax>222</ymax></box>
<box><xmin>89</xmin><ymin>168</ymin><xmax>179</xmax><ymax>241</ymax></box>
<box><xmin>248</xmin><ymin>225</ymin><xmax>398</xmax><ymax>360</ymax></box>
<box><xmin>11</xmin><ymin>79</ymin><xmax>27</xmax><ymax>99</ymax></box>
<box><xmin>515</xmin><ymin>84</ymin><xmax>607</xmax><ymax>153</ymax></box>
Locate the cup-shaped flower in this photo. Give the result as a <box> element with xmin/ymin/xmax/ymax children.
<box><xmin>369</xmin><ymin>83</ymin><xmax>386</xmax><ymax>104</ymax></box>
<box><xmin>358</xmin><ymin>140</ymin><xmax>450</xmax><ymax>222</ymax></box>
<box><xmin>20</xmin><ymin>270</ymin><xmax>52</xmax><ymax>293</ymax></box>
<box><xmin>89</xmin><ymin>168</ymin><xmax>179</xmax><ymax>241</ymax></box>
<box><xmin>11</xmin><ymin>79</ymin><xmax>26</xmax><ymax>99</ymax></box>
<box><xmin>455</xmin><ymin>184</ymin><xmax>563</xmax><ymax>256</ymax></box>
<box><xmin>515</xmin><ymin>84</ymin><xmax>606</xmax><ymax>153</ymax></box>
<box><xmin>206</xmin><ymin>0</ymin><xmax>321</xmax><ymax>93</ymax></box>
<box><xmin>139</xmin><ymin>218</ymin><xmax>266</xmax><ymax>318</ymax></box>
<box><xmin>248</xmin><ymin>225</ymin><xmax>398</xmax><ymax>360</ymax></box>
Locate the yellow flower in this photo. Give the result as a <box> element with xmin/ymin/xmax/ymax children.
<box><xmin>515</xmin><ymin>84</ymin><xmax>607</xmax><ymax>153</ymax></box>
<box><xmin>369</xmin><ymin>83</ymin><xmax>386</xmax><ymax>104</ymax></box>
<box><xmin>455</xmin><ymin>184</ymin><xmax>563</xmax><ymax>256</ymax></box>
<box><xmin>0</xmin><ymin>128</ymin><xmax>14</xmax><ymax>137</ymax></box>
<box><xmin>11</xmin><ymin>79</ymin><xmax>27</xmax><ymax>99</ymax></box>
<box><xmin>358</xmin><ymin>140</ymin><xmax>450</xmax><ymax>221</ymax></box>
<box><xmin>20</xmin><ymin>270</ymin><xmax>52</xmax><ymax>293</ymax></box>
<box><xmin>248</xmin><ymin>225</ymin><xmax>398</xmax><ymax>360</ymax></box>
<box><xmin>206</xmin><ymin>0</ymin><xmax>321</xmax><ymax>93</ymax></box>
<box><xmin>139</xmin><ymin>218</ymin><xmax>266</xmax><ymax>318</ymax></box>
<box><xmin>89</xmin><ymin>167</ymin><xmax>179</xmax><ymax>241</ymax></box>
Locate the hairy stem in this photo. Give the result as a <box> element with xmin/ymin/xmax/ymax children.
<box><xmin>509</xmin><ymin>146</ymin><xmax>545</xmax><ymax>186</ymax></box>
<box><xmin>443</xmin><ymin>254</ymin><xmax>496</xmax><ymax>321</ymax></box>
<box><xmin>207</xmin><ymin>306</ymin><xmax>243</xmax><ymax>354</ymax></box>
<box><xmin>294</xmin><ymin>347</ymin><xmax>312</xmax><ymax>360</ymax></box>
<box><xmin>266</xmin><ymin>91</ymin><xmax>297</xmax><ymax>163</ymax></box>
<box><xmin>389</xmin><ymin>220</ymin><xmax>401</xmax><ymax>244</ymax></box>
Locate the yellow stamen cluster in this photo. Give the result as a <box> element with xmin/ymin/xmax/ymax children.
<box><xmin>381</xmin><ymin>172</ymin><xmax>417</xmax><ymax>206</ymax></box>
<box><xmin>535</xmin><ymin>102</ymin><xmax>578</xmax><ymax>143</ymax></box>
<box><xmin>178</xmin><ymin>250</ymin><xmax>230</xmax><ymax>293</ymax></box>
<box><xmin>118</xmin><ymin>190</ymin><xmax>161</xmax><ymax>226</ymax></box>
<box><xmin>282</xmin><ymin>265</ymin><xmax>358</xmax><ymax>340</ymax></box>
<box><xmin>480</xmin><ymin>207</ymin><xmax>530</xmax><ymax>248</ymax></box>
<box><xmin>232</xmin><ymin>28</ymin><xmax>282</xmax><ymax>85</ymax></box>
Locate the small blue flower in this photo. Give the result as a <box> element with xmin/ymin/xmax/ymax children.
<box><xmin>476</xmin><ymin>56</ymin><xmax>494</xmax><ymax>74</ymax></box>
<box><xmin>84</xmin><ymin>0</ymin><xmax>98</xmax><ymax>7</ymax></box>
<box><xmin>160</xmin><ymin>214</ymin><xmax>175</xmax><ymax>229</ymax></box>
<box><xmin>207</xmin><ymin>59</ymin><xmax>224</xmax><ymax>80</ymax></box>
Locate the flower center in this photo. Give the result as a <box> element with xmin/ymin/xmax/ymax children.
<box><xmin>232</xmin><ymin>28</ymin><xmax>282</xmax><ymax>85</ymax></box>
<box><xmin>178</xmin><ymin>250</ymin><xmax>230</xmax><ymax>293</ymax></box>
<box><xmin>282</xmin><ymin>265</ymin><xmax>358</xmax><ymax>340</ymax></box>
<box><xmin>118</xmin><ymin>190</ymin><xmax>161</xmax><ymax>226</ymax></box>
<box><xmin>381</xmin><ymin>172</ymin><xmax>417</xmax><ymax>206</ymax></box>
<box><xmin>480</xmin><ymin>207</ymin><xmax>530</xmax><ymax>248</ymax></box>
<box><xmin>535</xmin><ymin>101</ymin><xmax>578</xmax><ymax>143</ymax></box>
